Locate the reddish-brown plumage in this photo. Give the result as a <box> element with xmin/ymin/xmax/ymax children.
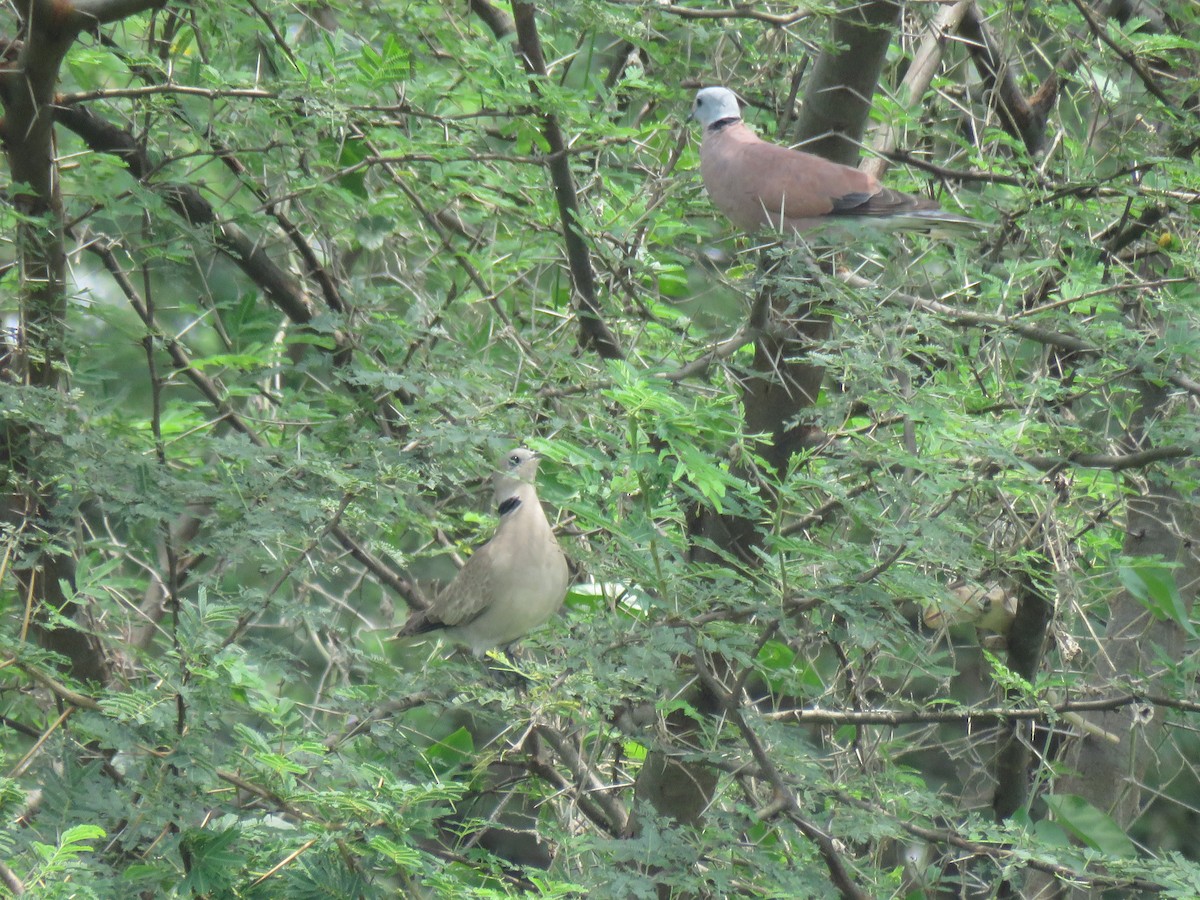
<box><xmin>692</xmin><ymin>87</ymin><xmax>982</xmax><ymax>236</ymax></box>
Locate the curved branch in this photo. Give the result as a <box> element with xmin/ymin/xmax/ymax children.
<box><xmin>68</xmin><ymin>0</ymin><xmax>168</xmax><ymax>24</ymax></box>
<box><xmin>55</xmin><ymin>105</ymin><xmax>317</xmax><ymax>325</ymax></box>
<box><xmin>655</xmin><ymin>322</ymin><xmax>761</xmax><ymax>381</ymax></box>
<box><xmin>468</xmin><ymin>0</ymin><xmax>515</xmax><ymax>38</ymax></box>
<box><xmin>17</xmin><ymin>663</ymin><xmax>101</xmax><ymax>710</ymax></box>
<box><xmin>1024</xmin><ymin>446</ymin><xmax>1192</xmax><ymax>471</ymax></box>
<box><xmin>844</xmin><ymin>272</ymin><xmax>1200</xmax><ymax>400</ymax></box>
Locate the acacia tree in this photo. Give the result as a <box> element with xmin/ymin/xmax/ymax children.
<box><xmin>1</xmin><ymin>1</ymin><xmax>1197</xmax><ymax>897</ymax></box>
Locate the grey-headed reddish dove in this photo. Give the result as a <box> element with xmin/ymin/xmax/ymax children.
<box><xmin>691</xmin><ymin>86</ymin><xmax>982</xmax><ymax>236</ymax></box>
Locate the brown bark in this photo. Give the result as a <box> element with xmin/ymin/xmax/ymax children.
<box><xmin>54</xmin><ymin>105</ymin><xmax>318</xmax><ymax>327</ymax></box>
<box><xmin>792</xmin><ymin>0</ymin><xmax>903</xmax><ymax>166</ymax></box>
<box><xmin>992</xmin><ymin>556</ymin><xmax>1055</xmax><ymax>823</ymax></box>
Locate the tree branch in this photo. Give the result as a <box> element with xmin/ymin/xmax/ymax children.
<box><xmin>837</xmin><ymin>790</ymin><xmax>1169</xmax><ymax>893</ymax></box>
<box><xmin>534</xmin><ymin>723</ymin><xmax>630</xmax><ymax>836</ymax></box>
<box><xmin>1023</xmin><ymin>446</ymin><xmax>1192</xmax><ymax>471</ymax></box>
<box><xmin>993</xmin><ymin>546</ymin><xmax>1055</xmax><ymax>823</ymax></box>
<box><xmin>602</xmin><ymin>0</ymin><xmax>813</xmax><ymax>26</ymax></box>
<box><xmin>511</xmin><ymin>2</ymin><xmax>624</xmax><ymax>360</ymax></box>
<box><xmin>692</xmin><ymin>649</ymin><xmax>868</xmax><ymax>900</ymax></box>
<box><xmin>16</xmin><ymin>662</ymin><xmax>102</xmax><ymax>710</ymax></box>
<box><xmin>55</xmin><ymin>105</ymin><xmax>317</xmax><ymax>325</ymax></box>
<box><xmin>69</xmin><ymin>0</ymin><xmax>168</xmax><ymax>25</ymax></box>
<box><xmin>792</xmin><ymin>0</ymin><xmax>901</xmax><ymax>166</ymax></box>
<box><xmin>762</xmin><ymin>692</ymin><xmax>1200</xmax><ymax>725</ymax></box>
<box><xmin>468</xmin><ymin>0</ymin><xmax>515</xmax><ymax>38</ymax></box>
<box><xmin>958</xmin><ymin>2</ymin><xmax>1050</xmax><ymax>154</ymax></box>
<box><xmin>1066</xmin><ymin>0</ymin><xmax>1178</xmax><ymax>110</ymax></box>
<box><xmin>843</xmin><ymin>272</ymin><xmax>1200</xmax><ymax>400</ymax></box>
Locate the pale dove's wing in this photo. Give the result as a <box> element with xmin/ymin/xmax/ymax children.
<box><xmin>399</xmin><ymin>448</ymin><xmax>569</xmax><ymax>656</ymax></box>
<box><xmin>691</xmin><ymin>86</ymin><xmax>983</xmax><ymax>236</ymax></box>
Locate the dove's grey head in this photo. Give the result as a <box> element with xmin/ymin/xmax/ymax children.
<box><xmin>691</xmin><ymin>86</ymin><xmax>742</xmax><ymax>128</ymax></box>
<box><xmin>492</xmin><ymin>447</ymin><xmax>542</xmax><ymax>504</ymax></box>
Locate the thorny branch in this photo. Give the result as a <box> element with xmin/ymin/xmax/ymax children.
<box><xmin>511</xmin><ymin>1</ymin><xmax>624</xmax><ymax>360</ymax></box>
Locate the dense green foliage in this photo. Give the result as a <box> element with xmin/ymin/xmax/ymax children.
<box><xmin>1</xmin><ymin>1</ymin><xmax>1197</xmax><ymax>896</ymax></box>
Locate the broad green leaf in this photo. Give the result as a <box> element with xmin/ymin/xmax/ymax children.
<box><xmin>1043</xmin><ymin>794</ymin><xmax>1137</xmax><ymax>858</ymax></box>
<box><xmin>1118</xmin><ymin>557</ymin><xmax>1196</xmax><ymax>637</ymax></box>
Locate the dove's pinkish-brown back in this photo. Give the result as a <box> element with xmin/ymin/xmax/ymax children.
<box><xmin>700</xmin><ymin>121</ymin><xmax>944</xmax><ymax>233</ymax></box>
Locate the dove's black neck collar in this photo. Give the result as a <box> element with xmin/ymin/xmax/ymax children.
<box><xmin>708</xmin><ymin>117</ymin><xmax>741</xmax><ymax>133</ymax></box>
<box><xmin>498</xmin><ymin>496</ymin><xmax>522</xmax><ymax>517</ymax></box>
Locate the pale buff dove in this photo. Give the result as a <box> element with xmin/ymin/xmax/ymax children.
<box><xmin>399</xmin><ymin>448</ymin><xmax>569</xmax><ymax>655</ymax></box>
<box><xmin>691</xmin><ymin>86</ymin><xmax>983</xmax><ymax>236</ymax></box>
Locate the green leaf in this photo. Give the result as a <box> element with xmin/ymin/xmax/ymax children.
<box><xmin>1118</xmin><ymin>557</ymin><xmax>1195</xmax><ymax>637</ymax></box>
<box><xmin>1042</xmin><ymin>794</ymin><xmax>1137</xmax><ymax>858</ymax></box>
<box><xmin>355</xmin><ymin>213</ymin><xmax>396</xmax><ymax>250</ymax></box>
<box><xmin>425</xmin><ymin>726</ymin><xmax>475</xmax><ymax>769</ymax></box>
<box><xmin>178</xmin><ymin>827</ymin><xmax>245</xmax><ymax>895</ymax></box>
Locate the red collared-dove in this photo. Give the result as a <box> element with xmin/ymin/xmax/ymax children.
<box><xmin>691</xmin><ymin>86</ymin><xmax>982</xmax><ymax>236</ymax></box>
<box><xmin>399</xmin><ymin>448</ymin><xmax>569</xmax><ymax>655</ymax></box>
